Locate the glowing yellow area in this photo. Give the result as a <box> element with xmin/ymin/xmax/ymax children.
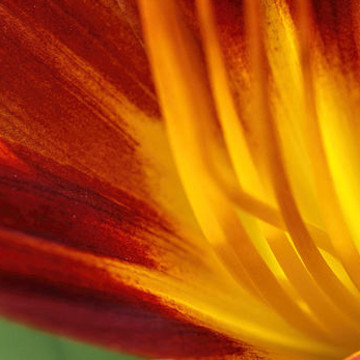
<box><xmin>136</xmin><ymin>0</ymin><xmax>360</xmax><ymax>359</ymax></box>
<box><xmin>316</xmin><ymin>71</ymin><xmax>360</xmax><ymax>256</ymax></box>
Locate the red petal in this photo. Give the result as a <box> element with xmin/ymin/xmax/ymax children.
<box><xmin>0</xmin><ymin>0</ymin><xmax>258</xmax><ymax>357</ymax></box>
<box><xmin>0</xmin><ymin>227</ymin><xmax>254</xmax><ymax>359</ymax></box>
<box><xmin>0</xmin><ymin>1</ymin><xmax>331</xmax><ymax>358</ymax></box>
<box><xmin>0</xmin><ymin>139</ymin><xmax>213</xmax><ymax>272</ymax></box>
<box><xmin>0</xmin><ymin>0</ymin><xmax>158</xmax><ymax>116</ymax></box>
<box><xmin>0</xmin><ymin>139</ymin><xmax>266</xmax><ymax>357</ymax></box>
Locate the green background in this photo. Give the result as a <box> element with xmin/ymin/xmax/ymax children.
<box><xmin>0</xmin><ymin>318</ymin><xmax>143</xmax><ymax>360</ymax></box>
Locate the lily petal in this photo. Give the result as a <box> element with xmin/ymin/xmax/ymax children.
<box><xmin>0</xmin><ymin>0</ymin><xmax>276</xmax><ymax>358</ymax></box>
<box><xmin>1</xmin><ymin>0</ymin><xmax>359</xmax><ymax>359</ymax></box>
<box><xmin>0</xmin><ymin>95</ymin><xmax>267</xmax><ymax>357</ymax></box>
<box><xmin>0</xmin><ymin>224</ymin><xmax>255</xmax><ymax>359</ymax></box>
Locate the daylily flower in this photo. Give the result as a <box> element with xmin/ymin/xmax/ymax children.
<box><xmin>1</xmin><ymin>0</ymin><xmax>360</xmax><ymax>359</ymax></box>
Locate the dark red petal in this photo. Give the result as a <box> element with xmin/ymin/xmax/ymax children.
<box><xmin>0</xmin><ymin>228</ymin><xmax>256</xmax><ymax>359</ymax></box>
<box><xmin>0</xmin><ymin>139</ymin><xmax>216</xmax><ymax>279</ymax></box>
<box><xmin>0</xmin><ymin>0</ymin><xmax>158</xmax><ymax>116</ymax></box>
<box><xmin>0</xmin><ymin>0</ymin><xmax>257</xmax><ymax>356</ymax></box>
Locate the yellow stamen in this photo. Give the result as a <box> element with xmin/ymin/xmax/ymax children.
<box><xmin>138</xmin><ymin>0</ymin><xmax>360</xmax><ymax>357</ymax></box>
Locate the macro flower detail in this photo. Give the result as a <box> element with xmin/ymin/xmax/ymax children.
<box><xmin>1</xmin><ymin>0</ymin><xmax>360</xmax><ymax>359</ymax></box>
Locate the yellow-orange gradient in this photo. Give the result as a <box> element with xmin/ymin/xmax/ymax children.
<box><xmin>1</xmin><ymin>0</ymin><xmax>360</xmax><ymax>359</ymax></box>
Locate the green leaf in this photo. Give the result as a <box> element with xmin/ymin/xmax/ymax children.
<box><xmin>0</xmin><ymin>318</ymin><xmax>144</xmax><ymax>360</ymax></box>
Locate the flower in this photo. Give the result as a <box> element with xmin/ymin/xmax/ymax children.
<box><xmin>1</xmin><ymin>0</ymin><xmax>360</xmax><ymax>359</ymax></box>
